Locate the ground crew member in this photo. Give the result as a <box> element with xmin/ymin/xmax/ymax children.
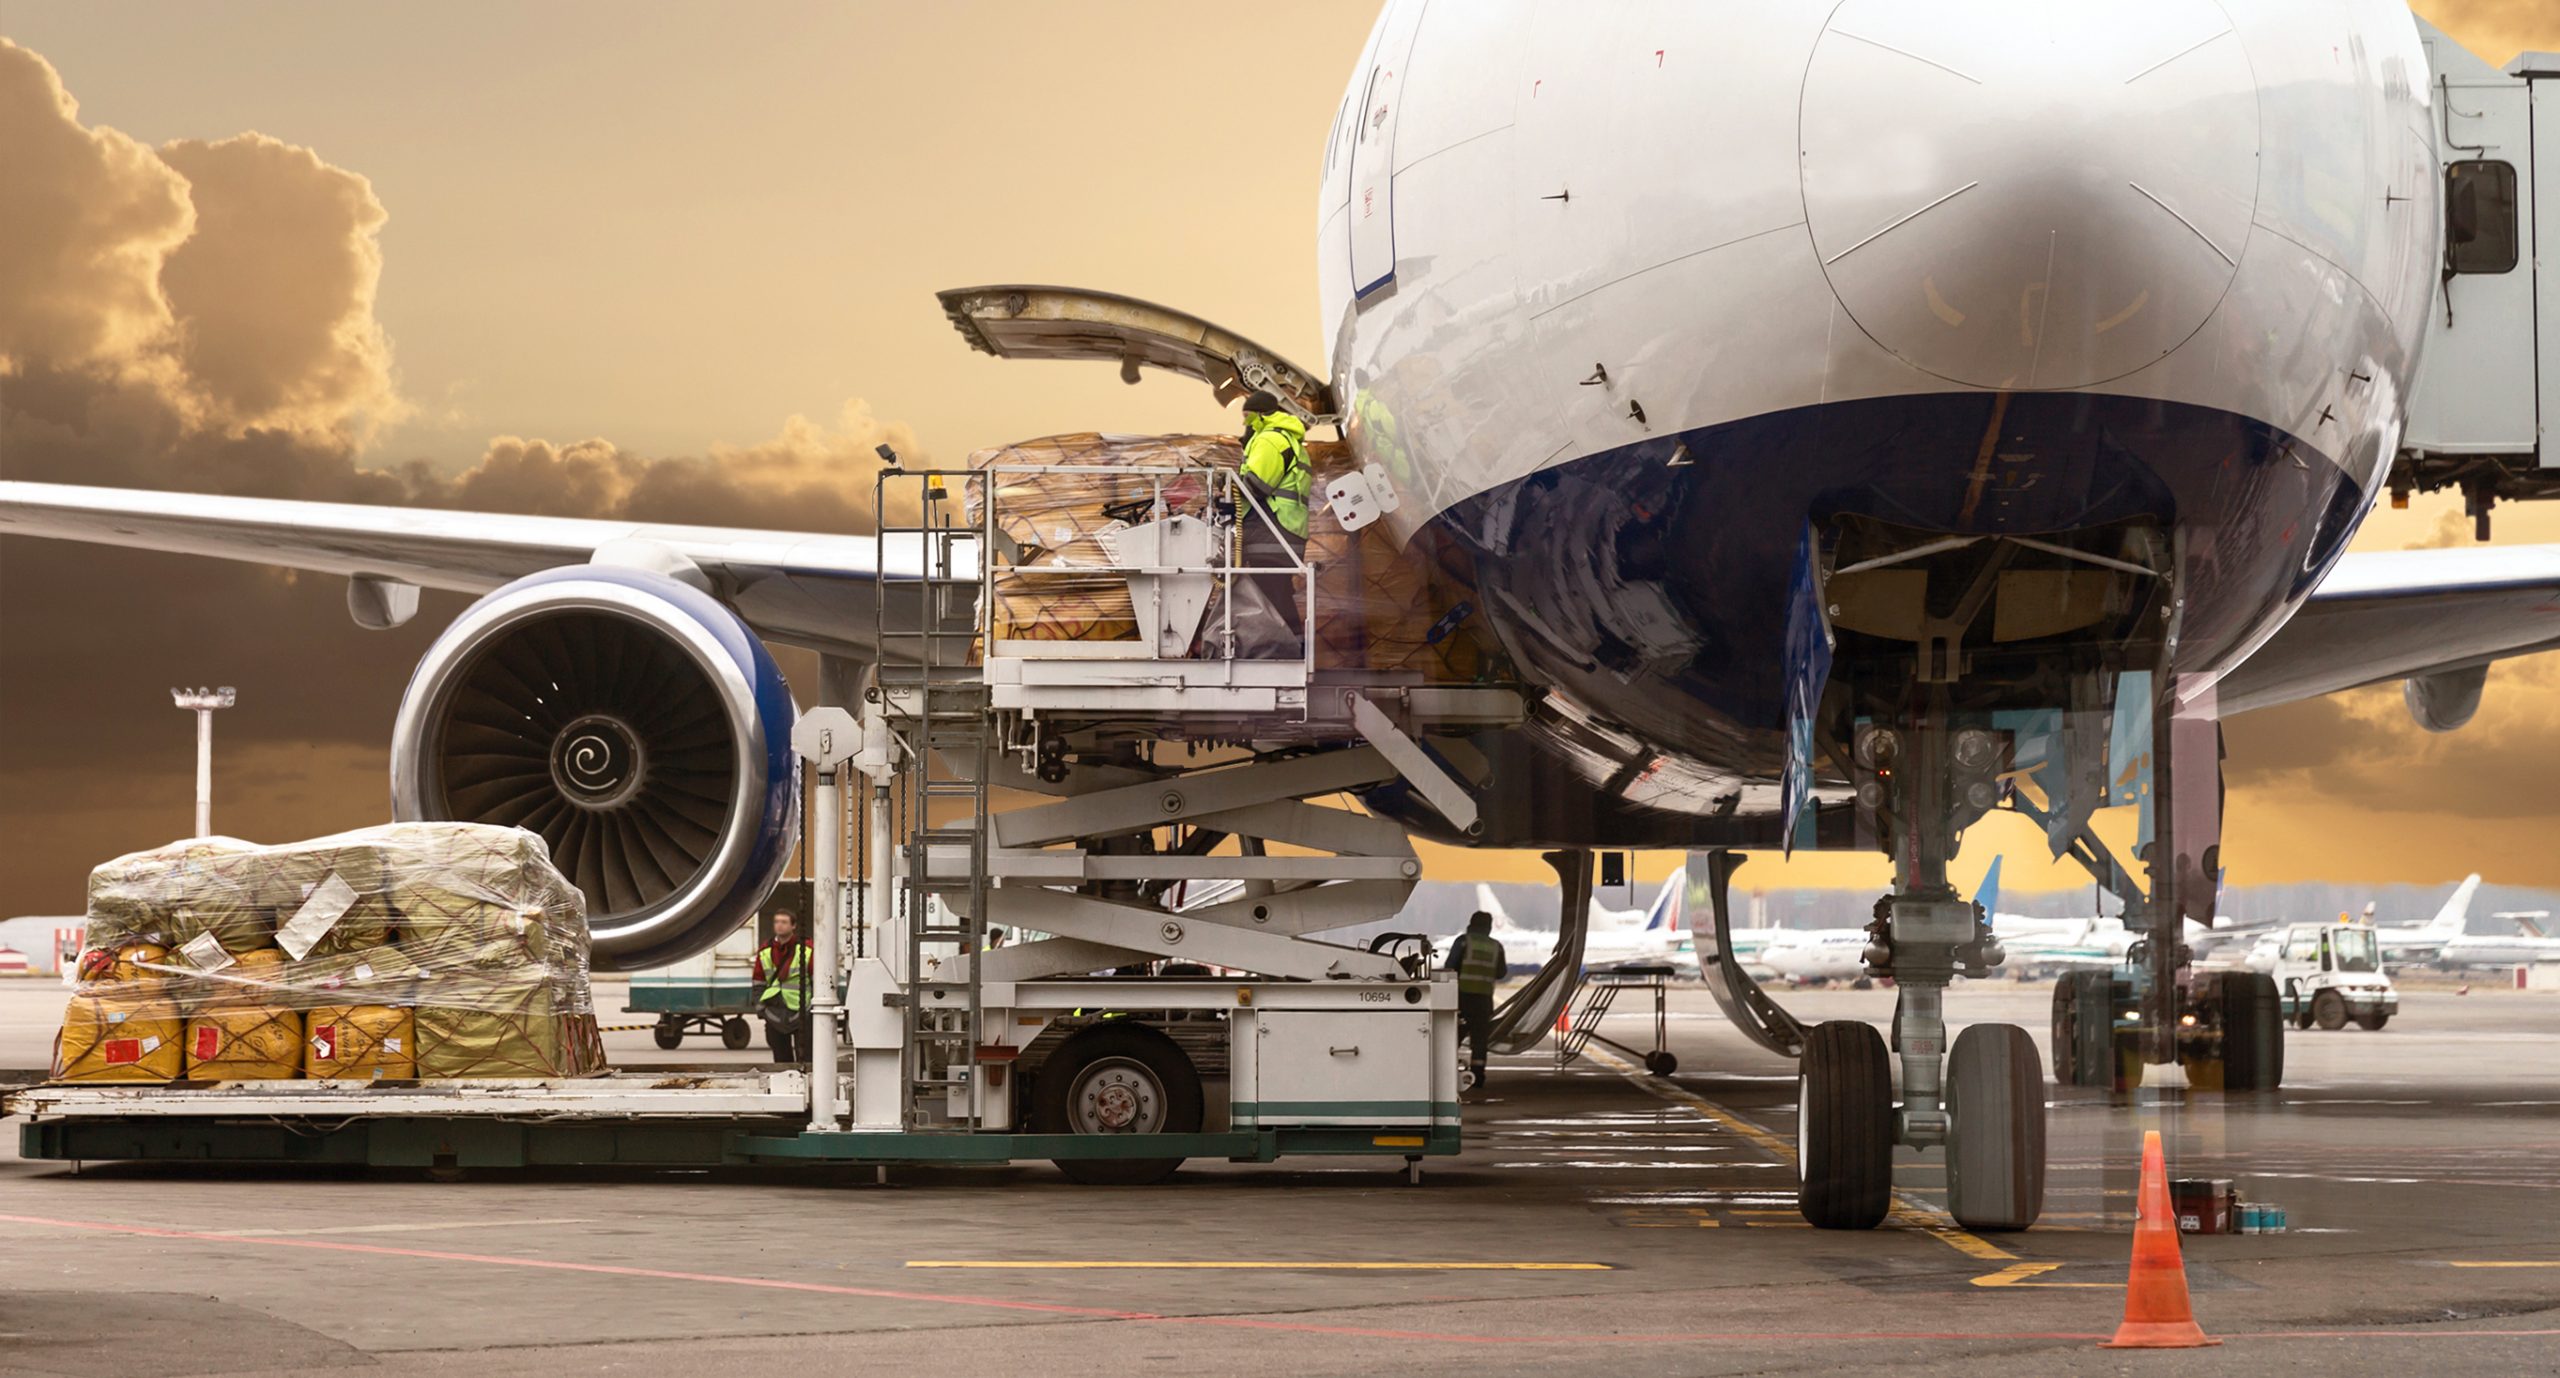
<box><xmin>1236</xmin><ymin>390</ymin><xmax>1313</xmax><ymax>655</ymax></box>
<box><xmin>1446</xmin><ymin>910</ymin><xmax>1507</xmax><ymax>1088</ymax></box>
<box><xmin>752</xmin><ymin>909</ymin><xmax>814</xmax><ymax>1062</ymax></box>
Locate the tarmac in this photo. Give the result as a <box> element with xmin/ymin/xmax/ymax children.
<box><xmin>2</xmin><ymin>974</ymin><xmax>2556</xmax><ymax>1376</ymax></box>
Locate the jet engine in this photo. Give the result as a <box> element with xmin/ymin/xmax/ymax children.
<box><xmin>2404</xmin><ymin>664</ymin><xmax>2489</xmax><ymax>734</ymax></box>
<box><xmin>389</xmin><ymin>566</ymin><xmax>799</xmax><ymax>970</ymax></box>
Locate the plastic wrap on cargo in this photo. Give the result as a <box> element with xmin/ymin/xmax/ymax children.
<box><xmin>963</xmin><ymin>431</ymin><xmax>1499</xmax><ymax>677</ymax></box>
<box><xmin>53</xmin><ymin>822</ymin><xmax>605</xmax><ymax>1084</ymax></box>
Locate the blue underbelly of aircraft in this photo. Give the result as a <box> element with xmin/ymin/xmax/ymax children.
<box><xmin>1369</xmin><ymin>391</ymin><xmax>2364</xmax><ymax>848</ymax></box>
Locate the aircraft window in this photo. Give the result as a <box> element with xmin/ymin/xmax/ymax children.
<box><xmin>2445</xmin><ymin>160</ymin><xmax>2519</xmax><ymax>274</ymax></box>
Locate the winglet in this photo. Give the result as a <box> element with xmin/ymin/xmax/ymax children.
<box><xmin>1975</xmin><ymin>855</ymin><xmax>2003</xmax><ymax>925</ymax></box>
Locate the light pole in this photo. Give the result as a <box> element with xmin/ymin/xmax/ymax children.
<box><xmin>170</xmin><ymin>687</ymin><xmax>236</xmax><ymax>838</ymax></box>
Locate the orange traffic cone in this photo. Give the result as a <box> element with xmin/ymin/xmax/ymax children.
<box><xmin>2102</xmin><ymin>1129</ymin><xmax>2220</xmax><ymax>1349</ymax></box>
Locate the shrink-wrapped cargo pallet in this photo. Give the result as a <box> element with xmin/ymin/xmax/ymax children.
<box><xmin>51</xmin><ymin>823</ymin><xmax>604</xmax><ymax>1084</ymax></box>
<box><xmin>963</xmin><ymin>431</ymin><xmax>1497</xmax><ymax>678</ymax></box>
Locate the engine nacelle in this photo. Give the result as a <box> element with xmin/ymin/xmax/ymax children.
<box><xmin>390</xmin><ymin>567</ymin><xmax>799</xmax><ymax>970</ymax></box>
<box><xmin>2404</xmin><ymin>664</ymin><xmax>2489</xmax><ymax>734</ymax></box>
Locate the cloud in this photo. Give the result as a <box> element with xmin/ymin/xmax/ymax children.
<box><xmin>0</xmin><ymin>39</ymin><xmax>194</xmax><ymax>379</ymax></box>
<box><xmin>157</xmin><ymin>134</ymin><xmax>402</xmax><ymax>438</ymax></box>
<box><xmin>434</xmin><ymin>401</ymin><xmax>917</xmax><ymax>529</ymax></box>
<box><xmin>0</xmin><ymin>42</ymin><xmax>910</xmax><ymax>917</ymax></box>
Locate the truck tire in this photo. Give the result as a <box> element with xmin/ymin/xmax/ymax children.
<box><xmin>652</xmin><ymin>1015</ymin><xmax>685</xmax><ymax>1050</ymax></box>
<box><xmin>2312</xmin><ymin>988</ymin><xmax>2347</xmax><ymax>1032</ymax></box>
<box><xmin>721</xmin><ymin>1017</ymin><xmax>753</xmax><ymax>1050</ymax></box>
<box><xmin>2219</xmin><ymin>971</ymin><xmax>2284</xmax><ymax>1092</ymax></box>
<box><xmin>1947</xmin><ymin>1023</ymin><xmax>2046</xmax><ymax>1231</ymax></box>
<box><xmin>1032</xmin><ymin>1023</ymin><xmax>1203</xmax><ymax>1186</ymax></box>
<box><xmin>1797</xmin><ymin>1020</ymin><xmax>1893</xmax><ymax>1230</ymax></box>
<box><xmin>2354</xmin><ymin>1009</ymin><xmax>2389</xmax><ymax>1032</ymax></box>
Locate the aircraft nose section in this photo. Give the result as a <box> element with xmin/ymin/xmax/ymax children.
<box><xmin>1799</xmin><ymin>0</ymin><xmax>2260</xmax><ymax>390</ymax></box>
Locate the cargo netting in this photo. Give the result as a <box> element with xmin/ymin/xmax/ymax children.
<box><xmin>964</xmin><ymin>431</ymin><xmax>1497</xmax><ymax>679</ymax></box>
<box><xmin>56</xmin><ymin>822</ymin><xmax>606</xmax><ymax>1083</ymax></box>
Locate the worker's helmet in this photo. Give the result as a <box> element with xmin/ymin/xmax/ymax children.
<box><xmin>1240</xmin><ymin>389</ymin><xmax>1282</xmax><ymax>417</ymax></box>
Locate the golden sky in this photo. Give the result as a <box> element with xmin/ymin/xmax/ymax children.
<box><xmin>5</xmin><ymin>4</ymin><xmax>2560</xmax><ymax>913</ymax></box>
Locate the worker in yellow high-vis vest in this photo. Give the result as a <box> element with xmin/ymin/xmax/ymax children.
<box><xmin>1445</xmin><ymin>910</ymin><xmax>1508</xmax><ymax>1088</ymax></box>
<box><xmin>752</xmin><ymin>909</ymin><xmax>813</xmax><ymax>1062</ymax></box>
<box><xmin>1236</xmin><ymin>390</ymin><xmax>1313</xmax><ymax>656</ymax></box>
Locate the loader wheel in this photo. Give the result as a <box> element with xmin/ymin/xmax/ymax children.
<box><xmin>2312</xmin><ymin>989</ymin><xmax>2347</xmax><ymax>1032</ymax></box>
<box><xmin>1032</xmin><ymin>1023</ymin><xmax>1203</xmax><ymax>1186</ymax></box>
<box><xmin>1797</xmin><ymin>1021</ymin><xmax>1893</xmax><ymax>1230</ymax></box>
<box><xmin>721</xmin><ymin>1017</ymin><xmax>754</xmax><ymax>1050</ymax></box>
<box><xmin>652</xmin><ymin>1015</ymin><xmax>685</xmax><ymax>1050</ymax></box>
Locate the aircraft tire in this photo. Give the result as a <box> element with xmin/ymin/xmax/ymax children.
<box><xmin>2050</xmin><ymin>970</ymin><xmax>2115</xmax><ymax>1087</ymax></box>
<box><xmin>1946</xmin><ymin>1023</ymin><xmax>2046</xmax><ymax>1231</ymax></box>
<box><xmin>2219</xmin><ymin>972</ymin><xmax>2285</xmax><ymax>1091</ymax></box>
<box><xmin>1797</xmin><ymin>1020</ymin><xmax>1893</xmax><ymax>1230</ymax></box>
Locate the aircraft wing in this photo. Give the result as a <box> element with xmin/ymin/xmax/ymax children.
<box><xmin>0</xmin><ymin>480</ymin><xmax>964</xmax><ymax>658</ymax></box>
<box><xmin>2218</xmin><ymin>545</ymin><xmax>2560</xmax><ymax>714</ymax></box>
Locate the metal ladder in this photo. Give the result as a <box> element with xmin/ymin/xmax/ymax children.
<box><xmin>874</xmin><ymin>470</ymin><xmax>994</xmax><ymax>1128</ymax></box>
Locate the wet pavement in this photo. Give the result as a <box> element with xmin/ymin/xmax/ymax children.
<box><xmin>2</xmin><ymin>978</ymin><xmax>2556</xmax><ymax>1375</ymax></box>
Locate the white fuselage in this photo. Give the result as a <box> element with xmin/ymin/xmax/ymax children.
<box><xmin>1315</xmin><ymin>1</ymin><xmax>2439</xmax><ymax>828</ymax></box>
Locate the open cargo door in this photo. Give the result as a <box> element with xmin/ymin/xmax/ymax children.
<box><xmin>937</xmin><ymin>285</ymin><xmax>1336</xmax><ymax>421</ymax></box>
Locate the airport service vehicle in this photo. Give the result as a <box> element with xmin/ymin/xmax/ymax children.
<box><xmin>2258</xmin><ymin>923</ymin><xmax>2400</xmax><ymax>1030</ymax></box>
<box><xmin>19</xmin><ymin>4</ymin><xmax>2560</xmax><ymax>1231</ymax></box>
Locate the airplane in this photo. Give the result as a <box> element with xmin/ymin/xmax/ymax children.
<box><xmin>1758</xmin><ymin>928</ymin><xmax>1879</xmax><ymax>986</ymax></box>
<box><xmin>1471</xmin><ymin>872</ymin><xmax>1695</xmax><ymax>976</ymax></box>
<box><xmin>2374</xmin><ymin>875</ymin><xmax>2484</xmax><ymax>965</ymax></box>
<box><xmin>2439</xmin><ymin>920</ymin><xmax>2560</xmax><ymax>970</ymax></box>
<box><xmin>10</xmin><ymin>1</ymin><xmax>2560</xmax><ymax>1234</ymax></box>
<box><xmin>2221</xmin><ymin>874</ymin><xmax>2481</xmax><ymax>971</ymax></box>
<box><xmin>2502</xmin><ymin>912</ymin><xmax>2552</xmax><ymax>938</ymax></box>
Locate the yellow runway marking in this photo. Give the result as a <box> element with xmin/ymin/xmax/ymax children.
<box><xmin>1970</xmin><ymin>1262</ymin><xmax>2114</xmax><ymax>1289</ymax></box>
<box><xmin>907</xmin><ymin>1261</ymin><xmax>1614</xmax><ymax>1271</ymax></box>
<box><xmin>1581</xmin><ymin>1045</ymin><xmax>2020</xmax><ymax>1265</ymax></box>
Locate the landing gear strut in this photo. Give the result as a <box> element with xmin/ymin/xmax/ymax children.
<box><xmin>1800</xmin><ymin>698</ymin><xmax>2046</xmax><ymax>1231</ymax></box>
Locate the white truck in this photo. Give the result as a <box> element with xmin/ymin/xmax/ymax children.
<box><xmin>2252</xmin><ymin>922</ymin><xmax>2400</xmax><ymax>1031</ymax></box>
